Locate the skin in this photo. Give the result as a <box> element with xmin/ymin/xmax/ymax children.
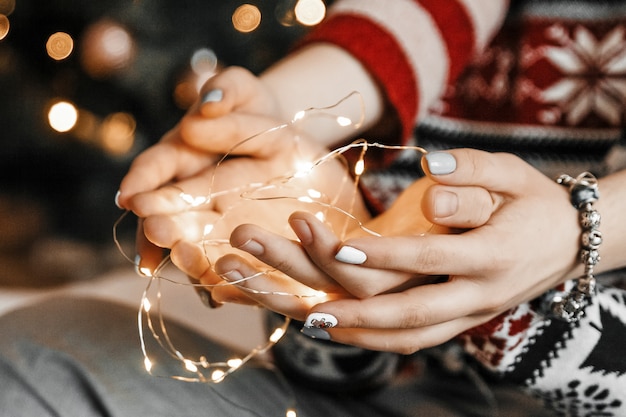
<box><xmin>223</xmin><ymin>149</ymin><xmax>626</xmax><ymax>353</ymax></box>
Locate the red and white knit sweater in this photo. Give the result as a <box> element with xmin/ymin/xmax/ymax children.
<box><xmin>304</xmin><ymin>1</ymin><xmax>626</xmax><ymax>415</ymax></box>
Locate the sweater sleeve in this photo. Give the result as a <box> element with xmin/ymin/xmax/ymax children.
<box><xmin>301</xmin><ymin>0</ymin><xmax>508</xmax><ymax>144</ymax></box>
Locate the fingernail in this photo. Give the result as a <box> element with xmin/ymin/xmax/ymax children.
<box><xmin>114</xmin><ymin>190</ymin><xmax>122</xmax><ymax>209</ymax></box>
<box><xmin>426</xmin><ymin>152</ymin><xmax>457</xmax><ymax>175</ymax></box>
<box><xmin>301</xmin><ymin>326</ymin><xmax>331</xmax><ymax>340</ymax></box>
<box><xmin>221</xmin><ymin>269</ymin><xmax>244</xmax><ymax>283</ymax></box>
<box><xmin>335</xmin><ymin>246</ymin><xmax>367</xmax><ymax>265</ymax></box>
<box><xmin>434</xmin><ymin>190</ymin><xmax>458</xmax><ymax>218</ymax></box>
<box><xmin>304</xmin><ymin>312</ymin><xmax>338</xmax><ymax>329</ymax></box>
<box><xmin>201</xmin><ymin>88</ymin><xmax>223</xmax><ymax>104</ymax></box>
<box><xmin>197</xmin><ymin>289</ymin><xmax>223</xmax><ymax>309</ymax></box>
<box><xmin>134</xmin><ymin>255</ymin><xmax>151</xmax><ymax>277</ymax></box>
<box><xmin>236</xmin><ymin>239</ymin><xmax>264</xmax><ymax>256</ymax></box>
<box><xmin>289</xmin><ymin>218</ymin><xmax>313</xmax><ymax>245</ymax></box>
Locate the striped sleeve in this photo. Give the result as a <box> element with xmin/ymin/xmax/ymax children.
<box><xmin>302</xmin><ymin>0</ymin><xmax>508</xmax><ymax>144</ymax></box>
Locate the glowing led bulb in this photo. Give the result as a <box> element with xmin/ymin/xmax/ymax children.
<box><xmin>286</xmin><ymin>409</ymin><xmax>298</xmax><ymax>417</ymax></box>
<box><xmin>227</xmin><ymin>358</ymin><xmax>243</xmax><ymax>368</ymax></box>
<box><xmin>269</xmin><ymin>327</ymin><xmax>285</xmax><ymax>343</ymax></box>
<box><xmin>138</xmin><ymin>266</ymin><xmax>152</xmax><ymax>277</ymax></box>
<box><xmin>142</xmin><ymin>298</ymin><xmax>152</xmax><ymax>313</ymax></box>
<box><xmin>294</xmin><ymin>160</ymin><xmax>314</xmax><ymax>178</ymax></box>
<box><xmin>144</xmin><ymin>357</ymin><xmax>153</xmax><ymax>372</ymax></box>
<box><xmin>211</xmin><ymin>369</ymin><xmax>226</xmax><ymax>383</ymax></box>
<box><xmin>293</xmin><ymin>110</ymin><xmax>306</xmax><ymax>121</ymax></box>
<box><xmin>314</xmin><ymin>211</ymin><xmax>325</xmax><ymax>222</ymax></box>
<box><xmin>354</xmin><ymin>159</ymin><xmax>365</xmax><ymax>176</ymax></box>
<box><xmin>336</xmin><ymin>116</ymin><xmax>352</xmax><ymax>127</ymax></box>
<box><xmin>184</xmin><ymin>359</ymin><xmax>198</xmax><ymax>373</ymax></box>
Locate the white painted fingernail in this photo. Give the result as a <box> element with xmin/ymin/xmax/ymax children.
<box><xmin>335</xmin><ymin>246</ymin><xmax>367</xmax><ymax>264</ymax></box>
<box><xmin>425</xmin><ymin>152</ymin><xmax>457</xmax><ymax>175</ymax></box>
<box><xmin>114</xmin><ymin>190</ymin><xmax>122</xmax><ymax>209</ymax></box>
<box><xmin>304</xmin><ymin>312</ymin><xmax>338</xmax><ymax>329</ymax></box>
<box><xmin>201</xmin><ymin>88</ymin><xmax>223</xmax><ymax>104</ymax></box>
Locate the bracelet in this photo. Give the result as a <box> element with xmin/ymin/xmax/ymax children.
<box><xmin>544</xmin><ymin>172</ymin><xmax>601</xmax><ymax>322</ymax></box>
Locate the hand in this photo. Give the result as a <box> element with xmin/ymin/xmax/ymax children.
<box><xmin>222</xmin><ymin>149</ymin><xmax>583</xmax><ymax>354</ymax></box>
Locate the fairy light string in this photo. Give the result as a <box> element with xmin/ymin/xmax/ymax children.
<box><xmin>113</xmin><ymin>92</ymin><xmax>430</xmax><ymax>416</ymax></box>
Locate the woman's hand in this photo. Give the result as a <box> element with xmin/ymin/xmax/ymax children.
<box><xmin>222</xmin><ymin>149</ymin><xmax>584</xmax><ymax>353</ymax></box>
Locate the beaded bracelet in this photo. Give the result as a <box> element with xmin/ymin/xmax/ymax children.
<box><xmin>543</xmin><ymin>172</ymin><xmax>601</xmax><ymax>323</ymax></box>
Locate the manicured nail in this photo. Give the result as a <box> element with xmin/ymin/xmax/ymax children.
<box><xmin>236</xmin><ymin>239</ymin><xmax>264</xmax><ymax>256</ymax></box>
<box><xmin>114</xmin><ymin>190</ymin><xmax>122</xmax><ymax>209</ymax></box>
<box><xmin>289</xmin><ymin>218</ymin><xmax>313</xmax><ymax>245</ymax></box>
<box><xmin>425</xmin><ymin>152</ymin><xmax>457</xmax><ymax>175</ymax></box>
<box><xmin>134</xmin><ymin>255</ymin><xmax>151</xmax><ymax>277</ymax></box>
<box><xmin>221</xmin><ymin>269</ymin><xmax>244</xmax><ymax>283</ymax></box>
<box><xmin>434</xmin><ymin>190</ymin><xmax>458</xmax><ymax>218</ymax></box>
<box><xmin>201</xmin><ymin>88</ymin><xmax>223</xmax><ymax>104</ymax></box>
<box><xmin>335</xmin><ymin>246</ymin><xmax>367</xmax><ymax>265</ymax></box>
<box><xmin>304</xmin><ymin>312</ymin><xmax>338</xmax><ymax>329</ymax></box>
<box><xmin>301</xmin><ymin>326</ymin><xmax>331</xmax><ymax>340</ymax></box>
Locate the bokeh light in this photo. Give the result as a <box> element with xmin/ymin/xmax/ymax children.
<box><xmin>0</xmin><ymin>0</ymin><xmax>15</xmax><ymax>16</ymax></box>
<box><xmin>80</xmin><ymin>20</ymin><xmax>135</xmax><ymax>78</ymax></box>
<box><xmin>232</xmin><ymin>4</ymin><xmax>261</xmax><ymax>33</ymax></box>
<box><xmin>99</xmin><ymin>112</ymin><xmax>136</xmax><ymax>156</ymax></box>
<box><xmin>48</xmin><ymin>101</ymin><xmax>78</xmax><ymax>133</ymax></box>
<box><xmin>294</xmin><ymin>0</ymin><xmax>325</xmax><ymax>26</ymax></box>
<box><xmin>191</xmin><ymin>47</ymin><xmax>218</xmax><ymax>76</ymax></box>
<box><xmin>46</xmin><ymin>32</ymin><xmax>74</xmax><ymax>61</ymax></box>
<box><xmin>0</xmin><ymin>14</ymin><xmax>9</xmax><ymax>40</ymax></box>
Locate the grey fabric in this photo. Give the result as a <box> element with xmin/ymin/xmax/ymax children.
<box><xmin>0</xmin><ymin>297</ymin><xmax>551</xmax><ymax>417</ymax></box>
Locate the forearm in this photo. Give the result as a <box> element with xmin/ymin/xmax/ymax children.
<box><xmin>260</xmin><ymin>44</ymin><xmax>385</xmax><ymax>147</ymax></box>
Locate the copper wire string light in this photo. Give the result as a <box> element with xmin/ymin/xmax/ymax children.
<box><xmin>113</xmin><ymin>93</ymin><xmax>430</xmax><ymax>415</ymax></box>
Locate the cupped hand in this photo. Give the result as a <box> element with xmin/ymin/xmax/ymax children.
<box><xmin>225</xmin><ymin>149</ymin><xmax>584</xmax><ymax>353</ymax></box>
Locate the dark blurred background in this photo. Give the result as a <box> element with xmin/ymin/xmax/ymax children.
<box><xmin>0</xmin><ymin>0</ymin><xmax>326</xmax><ymax>285</ymax></box>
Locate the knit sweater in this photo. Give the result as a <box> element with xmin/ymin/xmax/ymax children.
<box><xmin>304</xmin><ymin>1</ymin><xmax>626</xmax><ymax>415</ymax></box>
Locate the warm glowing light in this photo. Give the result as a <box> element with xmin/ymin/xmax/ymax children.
<box><xmin>180</xmin><ymin>193</ymin><xmax>207</xmax><ymax>207</ymax></box>
<box><xmin>294</xmin><ymin>0</ymin><xmax>326</xmax><ymax>26</ymax></box>
<box><xmin>0</xmin><ymin>0</ymin><xmax>15</xmax><ymax>16</ymax></box>
<box><xmin>307</xmin><ymin>189</ymin><xmax>322</xmax><ymax>199</ymax></box>
<box><xmin>48</xmin><ymin>101</ymin><xmax>78</xmax><ymax>133</ymax></box>
<box><xmin>81</xmin><ymin>20</ymin><xmax>135</xmax><ymax>78</ymax></box>
<box><xmin>144</xmin><ymin>357</ymin><xmax>153</xmax><ymax>372</ymax></box>
<box><xmin>293</xmin><ymin>110</ymin><xmax>306</xmax><ymax>121</ymax></box>
<box><xmin>354</xmin><ymin>159</ymin><xmax>365</xmax><ymax>176</ymax></box>
<box><xmin>269</xmin><ymin>327</ymin><xmax>285</xmax><ymax>343</ymax></box>
<box><xmin>286</xmin><ymin>409</ymin><xmax>298</xmax><ymax>417</ymax></box>
<box><xmin>100</xmin><ymin>112</ymin><xmax>136</xmax><ymax>155</ymax></box>
<box><xmin>294</xmin><ymin>160</ymin><xmax>314</xmax><ymax>178</ymax></box>
<box><xmin>313</xmin><ymin>290</ymin><xmax>327</xmax><ymax>298</ymax></box>
<box><xmin>211</xmin><ymin>370</ymin><xmax>226</xmax><ymax>382</ymax></box>
<box><xmin>314</xmin><ymin>211</ymin><xmax>325</xmax><ymax>222</ymax></box>
<box><xmin>46</xmin><ymin>32</ymin><xmax>74</xmax><ymax>60</ymax></box>
<box><xmin>227</xmin><ymin>358</ymin><xmax>243</xmax><ymax>368</ymax></box>
<box><xmin>0</xmin><ymin>14</ymin><xmax>9</xmax><ymax>40</ymax></box>
<box><xmin>336</xmin><ymin>116</ymin><xmax>352</xmax><ymax>127</ymax></box>
<box><xmin>139</xmin><ymin>267</ymin><xmax>152</xmax><ymax>277</ymax></box>
<box><xmin>184</xmin><ymin>359</ymin><xmax>198</xmax><ymax>373</ymax></box>
<box><xmin>142</xmin><ymin>298</ymin><xmax>152</xmax><ymax>312</ymax></box>
<box><xmin>297</xmin><ymin>196</ymin><xmax>314</xmax><ymax>203</ymax></box>
<box><xmin>232</xmin><ymin>4</ymin><xmax>261</xmax><ymax>33</ymax></box>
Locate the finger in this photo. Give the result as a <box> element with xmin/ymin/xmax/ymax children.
<box><xmin>288</xmin><ymin>212</ymin><xmax>421</xmax><ymax>298</ymax></box>
<box><xmin>304</xmin><ymin>280</ymin><xmax>488</xmax><ymax>332</ymax></box>
<box><xmin>135</xmin><ymin>219</ymin><xmax>166</xmax><ymax>276</ymax></box>
<box><xmin>117</xmin><ymin>133</ymin><xmax>216</xmax><ymax>209</ymax></box>
<box><xmin>421</xmin><ymin>184</ymin><xmax>504</xmax><ymax>228</ymax></box>
<box><xmin>325</xmin><ymin>313</ymin><xmax>492</xmax><ymax>354</ymax></box>
<box><xmin>422</xmin><ymin>149</ymin><xmax>542</xmax><ymax>194</ymax></box>
<box><xmin>179</xmin><ymin>112</ymin><xmax>294</xmax><ymax>158</ymax></box>
<box><xmin>230</xmin><ymin>223</ymin><xmax>347</xmax><ymax>295</ymax></box>
<box><xmin>214</xmin><ymin>253</ymin><xmax>328</xmax><ymax>320</ymax></box>
<box><xmin>142</xmin><ymin>210</ymin><xmax>221</xmax><ymax>249</ymax></box>
<box><xmin>196</xmin><ymin>67</ymin><xmax>275</xmax><ymax>119</ymax></box>
<box><xmin>170</xmin><ymin>240</ymin><xmax>257</xmax><ymax>306</ymax></box>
